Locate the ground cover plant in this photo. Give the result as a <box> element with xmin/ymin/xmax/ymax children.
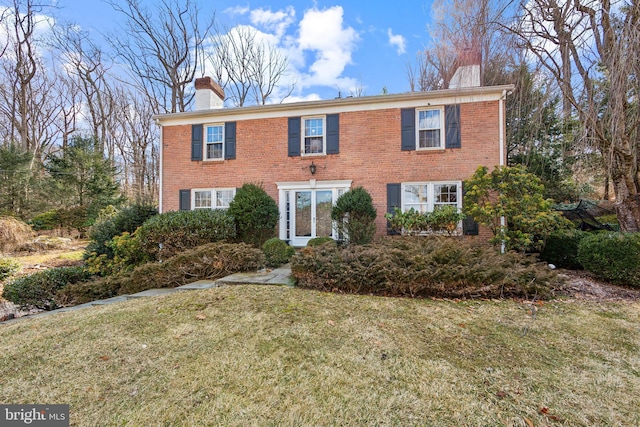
<box><xmin>0</xmin><ymin>285</ymin><xmax>638</xmax><ymax>426</ymax></box>
<box><xmin>292</xmin><ymin>237</ymin><xmax>559</xmax><ymax>300</ymax></box>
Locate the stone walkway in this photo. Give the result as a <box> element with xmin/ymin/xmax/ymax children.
<box><xmin>0</xmin><ymin>265</ymin><xmax>293</xmax><ymax>325</ymax></box>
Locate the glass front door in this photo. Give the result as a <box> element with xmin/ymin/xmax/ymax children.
<box><xmin>292</xmin><ymin>189</ymin><xmax>334</xmax><ymax>246</ymax></box>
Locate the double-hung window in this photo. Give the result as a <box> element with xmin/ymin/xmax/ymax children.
<box><xmin>402</xmin><ymin>182</ymin><xmax>461</xmax><ymax>213</ymax></box>
<box><xmin>417</xmin><ymin>108</ymin><xmax>444</xmax><ymax>149</ymax></box>
<box><xmin>192</xmin><ymin>188</ymin><xmax>235</xmax><ymax>209</ymax></box>
<box><xmin>303</xmin><ymin>116</ymin><xmax>325</xmax><ymax>155</ymax></box>
<box><xmin>205</xmin><ymin>124</ymin><xmax>224</xmax><ymax>160</ymax></box>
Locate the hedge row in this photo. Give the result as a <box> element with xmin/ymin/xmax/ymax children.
<box><xmin>60</xmin><ymin>242</ymin><xmax>265</xmax><ymax>304</ymax></box>
<box><xmin>292</xmin><ymin>237</ymin><xmax>559</xmax><ymax>300</ymax></box>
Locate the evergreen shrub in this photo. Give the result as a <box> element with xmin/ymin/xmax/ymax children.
<box><xmin>539</xmin><ymin>229</ymin><xmax>589</xmax><ymax>269</ymax></box>
<box><xmin>292</xmin><ymin>237</ymin><xmax>559</xmax><ymax>299</ymax></box>
<box><xmin>331</xmin><ymin>186</ymin><xmax>377</xmax><ymax>245</ymax></box>
<box><xmin>2</xmin><ymin>266</ymin><xmax>92</xmax><ymax>310</ymax></box>
<box><xmin>85</xmin><ymin>204</ymin><xmax>158</xmax><ymax>259</ymax></box>
<box><xmin>228</xmin><ymin>183</ymin><xmax>279</xmax><ymax>247</ymax></box>
<box><xmin>136</xmin><ymin>209</ymin><xmax>235</xmax><ymax>261</ymax></box>
<box><xmin>262</xmin><ymin>238</ymin><xmax>295</xmax><ymax>267</ymax></box>
<box><xmin>577</xmin><ymin>232</ymin><xmax>640</xmax><ymax>287</ymax></box>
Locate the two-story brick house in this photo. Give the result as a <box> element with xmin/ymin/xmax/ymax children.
<box><xmin>154</xmin><ymin>76</ymin><xmax>512</xmax><ymax>246</ymax></box>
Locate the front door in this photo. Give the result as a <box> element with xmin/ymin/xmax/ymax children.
<box><xmin>293</xmin><ymin>190</ymin><xmax>334</xmax><ymax>246</ymax></box>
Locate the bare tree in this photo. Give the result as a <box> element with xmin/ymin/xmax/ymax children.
<box><xmin>107</xmin><ymin>0</ymin><xmax>212</xmax><ymax>114</ymax></box>
<box><xmin>408</xmin><ymin>0</ymin><xmax>514</xmax><ymax>91</ymax></box>
<box><xmin>208</xmin><ymin>24</ymin><xmax>293</xmax><ymax>106</ymax></box>
<box><xmin>52</xmin><ymin>24</ymin><xmax>115</xmax><ymax>153</ymax></box>
<box><xmin>513</xmin><ymin>0</ymin><xmax>640</xmax><ymax>231</ymax></box>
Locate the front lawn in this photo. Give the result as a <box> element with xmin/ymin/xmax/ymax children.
<box><xmin>0</xmin><ymin>285</ymin><xmax>638</xmax><ymax>426</ymax></box>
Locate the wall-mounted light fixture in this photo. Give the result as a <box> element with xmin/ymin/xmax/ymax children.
<box><xmin>302</xmin><ymin>161</ymin><xmax>325</xmax><ymax>175</ymax></box>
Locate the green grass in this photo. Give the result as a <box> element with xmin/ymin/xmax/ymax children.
<box><xmin>1</xmin><ymin>285</ymin><xmax>639</xmax><ymax>426</ymax></box>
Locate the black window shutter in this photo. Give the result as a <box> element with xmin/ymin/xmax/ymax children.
<box><xmin>326</xmin><ymin>114</ymin><xmax>339</xmax><ymax>154</ymax></box>
<box><xmin>461</xmin><ymin>182</ymin><xmax>478</xmax><ymax>235</ymax></box>
<box><xmin>401</xmin><ymin>108</ymin><xmax>415</xmax><ymax>151</ymax></box>
<box><xmin>191</xmin><ymin>124</ymin><xmax>203</xmax><ymax>161</ymax></box>
<box><xmin>288</xmin><ymin>117</ymin><xmax>301</xmax><ymax>157</ymax></box>
<box><xmin>179</xmin><ymin>189</ymin><xmax>191</xmax><ymax>211</ymax></box>
<box><xmin>387</xmin><ymin>183</ymin><xmax>401</xmax><ymax>235</ymax></box>
<box><xmin>225</xmin><ymin>121</ymin><xmax>236</xmax><ymax>160</ymax></box>
<box><xmin>445</xmin><ymin>104</ymin><xmax>461</xmax><ymax>149</ymax></box>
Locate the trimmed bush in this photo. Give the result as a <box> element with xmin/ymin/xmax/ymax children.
<box><xmin>2</xmin><ymin>266</ymin><xmax>92</xmax><ymax>310</ymax></box>
<box><xmin>86</xmin><ymin>204</ymin><xmax>158</xmax><ymax>259</ymax></box>
<box><xmin>0</xmin><ymin>257</ymin><xmax>21</xmax><ymax>282</ymax></box>
<box><xmin>331</xmin><ymin>186</ymin><xmax>377</xmax><ymax>245</ymax></box>
<box><xmin>577</xmin><ymin>232</ymin><xmax>640</xmax><ymax>287</ymax></box>
<box><xmin>60</xmin><ymin>242</ymin><xmax>266</xmax><ymax>304</ymax></box>
<box><xmin>55</xmin><ymin>275</ymin><xmax>124</xmax><ymax>306</ymax></box>
<box><xmin>228</xmin><ymin>183</ymin><xmax>279</xmax><ymax>247</ymax></box>
<box><xmin>539</xmin><ymin>229</ymin><xmax>589</xmax><ymax>269</ymax></box>
<box><xmin>119</xmin><ymin>242</ymin><xmax>265</xmax><ymax>294</ymax></box>
<box><xmin>292</xmin><ymin>237</ymin><xmax>559</xmax><ymax>300</ymax></box>
<box><xmin>263</xmin><ymin>238</ymin><xmax>295</xmax><ymax>267</ymax></box>
<box><xmin>136</xmin><ymin>209</ymin><xmax>235</xmax><ymax>261</ymax></box>
<box><xmin>307</xmin><ymin>237</ymin><xmax>336</xmax><ymax>247</ymax></box>
<box><xmin>0</xmin><ymin>217</ymin><xmax>33</xmax><ymax>253</ymax></box>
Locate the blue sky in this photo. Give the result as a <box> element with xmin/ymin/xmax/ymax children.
<box><xmin>53</xmin><ymin>0</ymin><xmax>436</xmax><ymax>102</ymax></box>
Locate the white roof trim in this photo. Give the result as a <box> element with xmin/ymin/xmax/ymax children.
<box><xmin>154</xmin><ymin>85</ymin><xmax>514</xmax><ymax>126</ymax></box>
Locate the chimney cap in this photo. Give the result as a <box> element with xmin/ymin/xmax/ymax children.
<box><xmin>195</xmin><ymin>77</ymin><xmax>225</xmax><ymax>101</ymax></box>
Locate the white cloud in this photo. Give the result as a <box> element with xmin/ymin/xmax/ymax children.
<box><xmin>224</xmin><ymin>5</ymin><xmax>250</xmax><ymax>16</ymax></box>
<box><xmin>205</xmin><ymin>5</ymin><xmax>361</xmax><ymax>102</ymax></box>
<box><xmin>295</xmin><ymin>6</ymin><xmax>359</xmax><ymax>90</ymax></box>
<box><xmin>387</xmin><ymin>28</ymin><xmax>406</xmax><ymax>55</ymax></box>
<box><xmin>250</xmin><ymin>6</ymin><xmax>295</xmax><ymax>38</ymax></box>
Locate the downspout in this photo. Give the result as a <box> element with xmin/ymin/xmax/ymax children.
<box><xmin>499</xmin><ymin>90</ymin><xmax>508</xmax><ymax>253</ymax></box>
<box><xmin>156</xmin><ymin>118</ymin><xmax>163</xmax><ymax>214</ymax></box>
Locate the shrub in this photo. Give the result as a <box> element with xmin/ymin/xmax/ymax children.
<box><xmin>136</xmin><ymin>209</ymin><xmax>235</xmax><ymax>261</ymax></box>
<box><xmin>30</xmin><ymin>210</ymin><xmax>61</xmax><ymax>231</ymax></box>
<box><xmin>263</xmin><ymin>238</ymin><xmax>295</xmax><ymax>267</ymax></box>
<box><xmin>0</xmin><ymin>217</ymin><xmax>33</xmax><ymax>253</ymax></box>
<box><xmin>0</xmin><ymin>257</ymin><xmax>21</xmax><ymax>282</ymax></box>
<box><xmin>331</xmin><ymin>186</ymin><xmax>377</xmax><ymax>245</ymax></box>
<box><xmin>85</xmin><ymin>204</ymin><xmax>158</xmax><ymax>259</ymax></box>
<box><xmin>291</xmin><ymin>237</ymin><xmax>559</xmax><ymax>300</ymax></box>
<box><xmin>119</xmin><ymin>242</ymin><xmax>265</xmax><ymax>294</ymax></box>
<box><xmin>539</xmin><ymin>229</ymin><xmax>589</xmax><ymax>269</ymax></box>
<box><xmin>307</xmin><ymin>237</ymin><xmax>336</xmax><ymax>247</ymax></box>
<box><xmin>385</xmin><ymin>206</ymin><xmax>465</xmax><ymax>235</ymax></box>
<box><xmin>56</xmin><ymin>275</ymin><xmax>125</xmax><ymax>306</ymax></box>
<box><xmin>464</xmin><ymin>165</ymin><xmax>572</xmax><ymax>252</ymax></box>
<box><xmin>228</xmin><ymin>183</ymin><xmax>279</xmax><ymax>247</ymax></box>
<box><xmin>85</xmin><ymin>231</ymin><xmax>149</xmax><ymax>276</ymax></box>
<box><xmin>56</xmin><ymin>206</ymin><xmax>90</xmax><ymax>236</ymax></box>
<box><xmin>2</xmin><ymin>266</ymin><xmax>93</xmax><ymax>310</ymax></box>
<box><xmin>577</xmin><ymin>232</ymin><xmax>640</xmax><ymax>287</ymax></box>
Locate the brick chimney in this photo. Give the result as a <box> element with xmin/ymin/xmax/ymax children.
<box><xmin>194</xmin><ymin>77</ymin><xmax>225</xmax><ymax>110</ymax></box>
<box><xmin>448</xmin><ymin>47</ymin><xmax>482</xmax><ymax>89</ymax></box>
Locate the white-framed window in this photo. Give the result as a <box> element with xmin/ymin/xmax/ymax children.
<box><xmin>401</xmin><ymin>181</ymin><xmax>461</xmax><ymax>213</ymax></box>
<box><xmin>205</xmin><ymin>124</ymin><xmax>224</xmax><ymax>160</ymax></box>
<box><xmin>302</xmin><ymin>116</ymin><xmax>325</xmax><ymax>155</ymax></box>
<box><xmin>192</xmin><ymin>188</ymin><xmax>235</xmax><ymax>209</ymax></box>
<box><xmin>416</xmin><ymin>107</ymin><xmax>444</xmax><ymax>149</ymax></box>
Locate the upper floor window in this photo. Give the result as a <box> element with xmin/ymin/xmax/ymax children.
<box><xmin>303</xmin><ymin>117</ymin><xmax>325</xmax><ymax>155</ymax></box>
<box><xmin>205</xmin><ymin>124</ymin><xmax>224</xmax><ymax>160</ymax></box>
<box><xmin>417</xmin><ymin>108</ymin><xmax>444</xmax><ymax>149</ymax></box>
<box><xmin>193</xmin><ymin>188</ymin><xmax>235</xmax><ymax>209</ymax></box>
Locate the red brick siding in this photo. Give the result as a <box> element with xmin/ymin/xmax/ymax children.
<box><xmin>161</xmin><ymin>101</ymin><xmax>501</xmax><ymax>240</ymax></box>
